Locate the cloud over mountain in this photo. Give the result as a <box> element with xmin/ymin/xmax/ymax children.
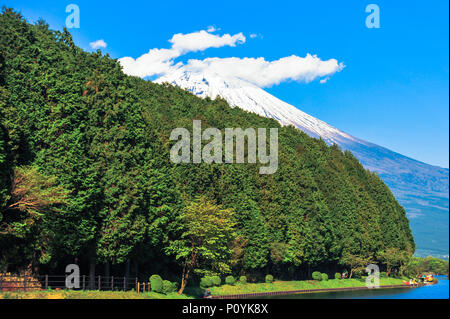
<box><xmin>119</xmin><ymin>29</ymin><xmax>245</xmax><ymax>78</ymax></box>
<box><xmin>180</xmin><ymin>54</ymin><xmax>344</xmax><ymax>87</ymax></box>
<box><xmin>119</xmin><ymin>28</ymin><xmax>344</xmax><ymax>86</ymax></box>
<box><xmin>169</xmin><ymin>30</ymin><xmax>245</xmax><ymax>53</ymax></box>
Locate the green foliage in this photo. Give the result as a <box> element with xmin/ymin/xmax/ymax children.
<box><xmin>239</xmin><ymin>275</ymin><xmax>247</xmax><ymax>284</ymax></box>
<box><xmin>321</xmin><ymin>273</ymin><xmax>328</xmax><ymax>281</ymax></box>
<box><xmin>150</xmin><ymin>275</ymin><xmax>163</xmax><ymax>293</ymax></box>
<box><xmin>0</xmin><ymin>8</ymin><xmax>415</xmax><ymax>284</ymax></box>
<box><xmin>403</xmin><ymin>256</ymin><xmax>449</xmax><ymax>278</ymax></box>
<box><xmin>166</xmin><ymin>196</ymin><xmax>235</xmax><ymax>293</ymax></box>
<box><xmin>200</xmin><ymin>276</ymin><xmax>213</xmax><ymax>288</ymax></box>
<box><xmin>340</xmin><ymin>252</ymin><xmax>374</xmax><ymax>278</ymax></box>
<box><xmin>376</xmin><ymin>248</ymin><xmax>409</xmax><ymax>276</ymax></box>
<box><xmin>162</xmin><ymin>280</ymin><xmax>177</xmax><ymax>294</ymax></box>
<box><xmin>225</xmin><ymin>275</ymin><xmax>236</xmax><ymax>285</ymax></box>
<box><xmin>334</xmin><ymin>273</ymin><xmax>341</xmax><ymax>279</ymax></box>
<box><xmin>265</xmin><ymin>274</ymin><xmax>274</xmax><ymax>283</ymax></box>
<box><xmin>211</xmin><ymin>275</ymin><xmax>222</xmax><ymax>287</ymax></box>
<box><xmin>312</xmin><ymin>271</ymin><xmax>322</xmax><ymax>281</ymax></box>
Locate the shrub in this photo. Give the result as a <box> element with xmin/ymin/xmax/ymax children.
<box><xmin>239</xmin><ymin>276</ymin><xmax>247</xmax><ymax>284</ymax></box>
<box><xmin>200</xmin><ymin>276</ymin><xmax>213</xmax><ymax>288</ymax></box>
<box><xmin>321</xmin><ymin>273</ymin><xmax>329</xmax><ymax>281</ymax></box>
<box><xmin>150</xmin><ymin>275</ymin><xmax>164</xmax><ymax>293</ymax></box>
<box><xmin>225</xmin><ymin>275</ymin><xmax>236</xmax><ymax>285</ymax></box>
<box><xmin>312</xmin><ymin>271</ymin><xmax>322</xmax><ymax>281</ymax></box>
<box><xmin>162</xmin><ymin>280</ymin><xmax>177</xmax><ymax>294</ymax></box>
<box><xmin>335</xmin><ymin>273</ymin><xmax>341</xmax><ymax>279</ymax></box>
<box><xmin>211</xmin><ymin>275</ymin><xmax>221</xmax><ymax>286</ymax></box>
<box><xmin>265</xmin><ymin>274</ymin><xmax>274</xmax><ymax>283</ymax></box>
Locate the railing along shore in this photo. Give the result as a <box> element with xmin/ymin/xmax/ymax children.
<box><xmin>210</xmin><ymin>283</ymin><xmax>426</xmax><ymax>299</ymax></box>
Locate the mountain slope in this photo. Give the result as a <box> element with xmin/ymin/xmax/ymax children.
<box><xmin>156</xmin><ymin>70</ymin><xmax>449</xmax><ymax>258</ymax></box>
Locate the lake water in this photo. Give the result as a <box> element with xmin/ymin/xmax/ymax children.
<box><xmin>261</xmin><ymin>276</ymin><xmax>449</xmax><ymax>299</ymax></box>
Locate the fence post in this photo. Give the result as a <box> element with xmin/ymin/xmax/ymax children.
<box><xmin>82</xmin><ymin>275</ymin><xmax>85</xmax><ymax>290</ymax></box>
<box><xmin>45</xmin><ymin>275</ymin><xmax>48</xmax><ymax>290</ymax></box>
<box><xmin>98</xmin><ymin>275</ymin><xmax>101</xmax><ymax>291</ymax></box>
<box><xmin>135</xmin><ymin>277</ymin><xmax>137</xmax><ymax>291</ymax></box>
<box><xmin>111</xmin><ymin>276</ymin><xmax>114</xmax><ymax>291</ymax></box>
<box><xmin>24</xmin><ymin>274</ymin><xmax>27</xmax><ymax>292</ymax></box>
<box><xmin>123</xmin><ymin>276</ymin><xmax>126</xmax><ymax>291</ymax></box>
<box><xmin>0</xmin><ymin>274</ymin><xmax>3</xmax><ymax>291</ymax></box>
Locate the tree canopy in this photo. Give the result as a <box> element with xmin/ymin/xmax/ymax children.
<box><xmin>0</xmin><ymin>8</ymin><xmax>415</xmax><ymax>281</ymax></box>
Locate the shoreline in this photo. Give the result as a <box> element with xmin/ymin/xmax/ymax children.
<box><xmin>210</xmin><ymin>283</ymin><xmax>425</xmax><ymax>299</ymax></box>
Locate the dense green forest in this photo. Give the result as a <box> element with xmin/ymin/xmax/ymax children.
<box><xmin>0</xmin><ymin>8</ymin><xmax>415</xmax><ymax>289</ymax></box>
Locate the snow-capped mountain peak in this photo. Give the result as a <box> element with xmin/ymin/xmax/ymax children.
<box><xmin>156</xmin><ymin>70</ymin><xmax>357</xmax><ymax>145</ymax></box>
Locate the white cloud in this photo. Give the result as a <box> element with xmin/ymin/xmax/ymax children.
<box><xmin>250</xmin><ymin>33</ymin><xmax>258</xmax><ymax>38</ymax></box>
<box><xmin>90</xmin><ymin>39</ymin><xmax>107</xmax><ymax>49</ymax></box>
<box><xmin>207</xmin><ymin>25</ymin><xmax>220</xmax><ymax>32</ymax></box>
<box><xmin>180</xmin><ymin>54</ymin><xmax>344</xmax><ymax>87</ymax></box>
<box><xmin>119</xmin><ymin>48</ymin><xmax>181</xmax><ymax>78</ymax></box>
<box><xmin>119</xmin><ymin>29</ymin><xmax>245</xmax><ymax>77</ymax></box>
<box><xmin>169</xmin><ymin>30</ymin><xmax>245</xmax><ymax>53</ymax></box>
<box><xmin>320</xmin><ymin>77</ymin><xmax>330</xmax><ymax>84</ymax></box>
<box><xmin>119</xmin><ymin>29</ymin><xmax>344</xmax><ymax>85</ymax></box>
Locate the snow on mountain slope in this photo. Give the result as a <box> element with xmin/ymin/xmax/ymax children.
<box><xmin>156</xmin><ymin>69</ymin><xmax>357</xmax><ymax>145</ymax></box>
<box><xmin>156</xmin><ymin>70</ymin><xmax>449</xmax><ymax>258</ymax></box>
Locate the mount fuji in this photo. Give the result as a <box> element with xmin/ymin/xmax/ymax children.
<box><xmin>156</xmin><ymin>69</ymin><xmax>449</xmax><ymax>258</ymax></box>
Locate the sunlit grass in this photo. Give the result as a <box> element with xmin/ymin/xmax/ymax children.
<box><xmin>0</xmin><ymin>289</ymin><xmax>192</xmax><ymax>299</ymax></box>
<box><xmin>0</xmin><ymin>278</ymin><xmax>410</xmax><ymax>298</ymax></box>
<box><xmin>209</xmin><ymin>277</ymin><xmax>408</xmax><ymax>295</ymax></box>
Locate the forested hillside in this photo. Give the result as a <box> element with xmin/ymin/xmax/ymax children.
<box><xmin>0</xmin><ymin>8</ymin><xmax>414</xmax><ymax>283</ymax></box>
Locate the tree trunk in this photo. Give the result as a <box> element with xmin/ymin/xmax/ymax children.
<box><xmin>178</xmin><ymin>249</ymin><xmax>198</xmax><ymax>295</ymax></box>
<box><xmin>89</xmin><ymin>260</ymin><xmax>95</xmax><ymax>290</ymax></box>
<box><xmin>124</xmin><ymin>260</ymin><xmax>130</xmax><ymax>291</ymax></box>
<box><xmin>349</xmin><ymin>268</ymin><xmax>353</xmax><ymax>278</ymax></box>
<box><xmin>178</xmin><ymin>261</ymin><xmax>192</xmax><ymax>295</ymax></box>
<box><xmin>104</xmin><ymin>262</ymin><xmax>110</xmax><ymax>278</ymax></box>
<box><xmin>134</xmin><ymin>262</ymin><xmax>138</xmax><ymax>279</ymax></box>
<box><xmin>178</xmin><ymin>275</ymin><xmax>188</xmax><ymax>295</ymax></box>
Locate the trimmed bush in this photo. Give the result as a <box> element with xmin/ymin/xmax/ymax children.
<box><xmin>312</xmin><ymin>271</ymin><xmax>322</xmax><ymax>281</ymax></box>
<box><xmin>211</xmin><ymin>275</ymin><xmax>221</xmax><ymax>286</ymax></box>
<box><xmin>200</xmin><ymin>276</ymin><xmax>213</xmax><ymax>288</ymax></box>
<box><xmin>225</xmin><ymin>275</ymin><xmax>236</xmax><ymax>285</ymax></box>
<box><xmin>265</xmin><ymin>274</ymin><xmax>274</xmax><ymax>283</ymax></box>
<box><xmin>239</xmin><ymin>276</ymin><xmax>247</xmax><ymax>284</ymax></box>
<box><xmin>335</xmin><ymin>273</ymin><xmax>341</xmax><ymax>279</ymax></box>
<box><xmin>150</xmin><ymin>275</ymin><xmax>164</xmax><ymax>293</ymax></box>
<box><xmin>162</xmin><ymin>280</ymin><xmax>177</xmax><ymax>294</ymax></box>
<box><xmin>321</xmin><ymin>273</ymin><xmax>329</xmax><ymax>281</ymax></box>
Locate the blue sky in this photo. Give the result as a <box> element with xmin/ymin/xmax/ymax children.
<box><xmin>3</xmin><ymin>0</ymin><xmax>449</xmax><ymax>168</ymax></box>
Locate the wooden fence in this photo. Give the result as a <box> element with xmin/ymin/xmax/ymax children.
<box><xmin>0</xmin><ymin>274</ymin><xmax>138</xmax><ymax>292</ymax></box>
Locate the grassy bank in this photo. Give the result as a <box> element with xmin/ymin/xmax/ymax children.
<box><xmin>208</xmin><ymin>277</ymin><xmax>409</xmax><ymax>296</ymax></box>
<box><xmin>0</xmin><ymin>290</ymin><xmax>192</xmax><ymax>299</ymax></box>
<box><xmin>0</xmin><ymin>278</ymin><xmax>410</xmax><ymax>299</ymax></box>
